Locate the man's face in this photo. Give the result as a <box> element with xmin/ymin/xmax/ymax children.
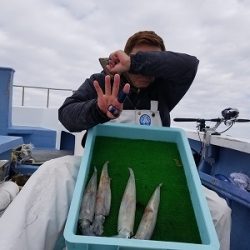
<box><xmin>128</xmin><ymin>44</ymin><xmax>162</xmax><ymax>88</ymax></box>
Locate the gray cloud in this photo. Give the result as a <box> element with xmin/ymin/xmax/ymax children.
<box><xmin>0</xmin><ymin>0</ymin><xmax>249</xmax><ymax>138</ymax></box>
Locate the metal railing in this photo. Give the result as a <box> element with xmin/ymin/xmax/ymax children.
<box><xmin>13</xmin><ymin>85</ymin><xmax>74</xmax><ymax>108</ymax></box>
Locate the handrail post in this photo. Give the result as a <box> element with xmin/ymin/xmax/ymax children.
<box><xmin>47</xmin><ymin>88</ymin><xmax>50</xmax><ymax>108</ymax></box>
<box><xmin>21</xmin><ymin>86</ymin><xmax>24</xmax><ymax>106</ymax></box>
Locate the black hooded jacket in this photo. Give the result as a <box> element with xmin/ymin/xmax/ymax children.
<box><xmin>58</xmin><ymin>51</ymin><xmax>199</xmax><ymax>132</ymax></box>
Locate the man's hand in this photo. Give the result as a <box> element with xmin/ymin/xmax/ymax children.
<box><xmin>106</xmin><ymin>50</ymin><xmax>131</xmax><ymax>74</ymax></box>
<box><xmin>93</xmin><ymin>74</ymin><xmax>130</xmax><ymax>119</ymax></box>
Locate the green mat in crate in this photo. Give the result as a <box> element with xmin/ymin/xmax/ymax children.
<box><xmin>77</xmin><ymin>136</ymin><xmax>201</xmax><ymax>244</ymax></box>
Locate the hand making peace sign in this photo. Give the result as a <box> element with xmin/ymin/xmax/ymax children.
<box><xmin>93</xmin><ymin>74</ymin><xmax>130</xmax><ymax>119</ymax></box>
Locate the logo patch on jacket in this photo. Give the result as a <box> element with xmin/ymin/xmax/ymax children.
<box><xmin>139</xmin><ymin>114</ymin><xmax>151</xmax><ymax>125</ymax></box>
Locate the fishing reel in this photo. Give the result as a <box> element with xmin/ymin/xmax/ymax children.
<box><xmin>221</xmin><ymin>108</ymin><xmax>239</xmax><ymax>126</ymax></box>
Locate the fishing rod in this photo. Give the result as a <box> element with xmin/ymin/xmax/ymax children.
<box><xmin>174</xmin><ymin>108</ymin><xmax>250</xmax><ymax>134</ymax></box>
<box><xmin>174</xmin><ymin>108</ymin><xmax>250</xmax><ymax>171</ymax></box>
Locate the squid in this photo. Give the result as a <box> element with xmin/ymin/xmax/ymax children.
<box><xmin>117</xmin><ymin>168</ymin><xmax>136</xmax><ymax>238</ymax></box>
<box><xmin>134</xmin><ymin>183</ymin><xmax>162</xmax><ymax>240</ymax></box>
<box><xmin>78</xmin><ymin>168</ymin><xmax>97</xmax><ymax>235</ymax></box>
<box><xmin>91</xmin><ymin>161</ymin><xmax>111</xmax><ymax>236</ymax></box>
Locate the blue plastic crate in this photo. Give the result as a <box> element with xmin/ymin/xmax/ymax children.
<box><xmin>64</xmin><ymin>123</ymin><xmax>219</xmax><ymax>250</ymax></box>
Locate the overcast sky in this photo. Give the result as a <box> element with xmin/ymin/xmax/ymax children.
<box><xmin>0</xmin><ymin>0</ymin><xmax>250</xmax><ymax>139</ymax></box>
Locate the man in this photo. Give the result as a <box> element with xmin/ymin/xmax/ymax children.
<box><xmin>0</xmin><ymin>31</ymin><xmax>231</xmax><ymax>250</ymax></box>
<box><xmin>58</xmin><ymin>31</ymin><xmax>198</xmax><ymax>131</ymax></box>
<box><xmin>59</xmin><ymin>31</ymin><xmax>231</xmax><ymax>250</ymax></box>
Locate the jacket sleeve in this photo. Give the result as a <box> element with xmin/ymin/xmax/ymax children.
<box><xmin>58</xmin><ymin>73</ymin><xmax>110</xmax><ymax>132</ymax></box>
<box><xmin>130</xmin><ymin>51</ymin><xmax>199</xmax><ymax>111</ymax></box>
